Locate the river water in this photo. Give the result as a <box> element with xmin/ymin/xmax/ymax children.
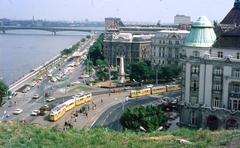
<box><xmin>0</xmin><ymin>28</ymin><xmax>100</xmax><ymax>85</ymax></box>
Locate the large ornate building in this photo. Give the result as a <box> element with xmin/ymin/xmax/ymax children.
<box><xmin>103</xmin><ymin>32</ymin><xmax>152</xmax><ymax>66</ymax></box>
<box><xmin>151</xmin><ymin>30</ymin><xmax>189</xmax><ymax>66</ymax></box>
<box><xmin>179</xmin><ymin>3</ymin><xmax>240</xmax><ymax>130</ymax></box>
<box><xmin>103</xmin><ymin>19</ymin><xmax>153</xmax><ymax>66</ymax></box>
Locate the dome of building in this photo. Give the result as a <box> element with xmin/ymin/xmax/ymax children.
<box><xmin>184</xmin><ymin>16</ymin><xmax>216</xmax><ymax>47</ymax></box>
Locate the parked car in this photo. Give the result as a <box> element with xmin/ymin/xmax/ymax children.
<box><xmin>78</xmin><ymin>76</ymin><xmax>84</xmax><ymax>79</ymax></box>
<box><xmin>124</xmin><ymin>86</ymin><xmax>132</xmax><ymax>90</ymax></box>
<box><xmin>33</xmin><ymin>94</ymin><xmax>40</xmax><ymax>99</ymax></box>
<box><xmin>31</xmin><ymin>110</ymin><xmax>40</xmax><ymax>116</ymax></box>
<box><xmin>111</xmin><ymin>89</ymin><xmax>120</xmax><ymax>93</ymax></box>
<box><xmin>46</xmin><ymin>97</ymin><xmax>55</xmax><ymax>102</ymax></box>
<box><xmin>13</xmin><ymin>109</ymin><xmax>23</xmax><ymax>115</ymax></box>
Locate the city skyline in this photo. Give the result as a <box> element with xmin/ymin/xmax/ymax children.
<box><xmin>0</xmin><ymin>0</ymin><xmax>234</xmax><ymax>24</ymax></box>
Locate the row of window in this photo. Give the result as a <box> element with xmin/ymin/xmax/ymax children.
<box><xmin>182</xmin><ymin>64</ymin><xmax>240</xmax><ymax>78</ymax></box>
<box><xmin>153</xmin><ymin>39</ymin><xmax>182</xmax><ymax>45</ymax></box>
<box><xmin>191</xmin><ymin>51</ymin><xmax>240</xmax><ymax>59</ymax></box>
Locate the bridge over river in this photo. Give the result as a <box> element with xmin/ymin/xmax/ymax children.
<box><xmin>0</xmin><ymin>26</ymin><xmax>104</xmax><ymax>34</ymax></box>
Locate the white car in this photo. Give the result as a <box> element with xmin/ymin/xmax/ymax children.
<box><xmin>31</xmin><ymin>110</ymin><xmax>40</xmax><ymax>116</ymax></box>
<box><xmin>46</xmin><ymin>97</ymin><xmax>55</xmax><ymax>102</ymax></box>
<box><xmin>13</xmin><ymin>109</ymin><xmax>23</xmax><ymax>115</ymax></box>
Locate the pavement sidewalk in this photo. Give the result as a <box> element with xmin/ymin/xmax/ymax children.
<box><xmin>32</xmin><ymin>91</ymin><xmax>130</xmax><ymax>130</ymax></box>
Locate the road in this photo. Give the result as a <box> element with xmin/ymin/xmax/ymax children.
<box><xmin>0</xmin><ymin>37</ymin><xmax>98</xmax><ymax>124</ymax></box>
<box><xmin>92</xmin><ymin>91</ymin><xmax>181</xmax><ymax>132</ymax></box>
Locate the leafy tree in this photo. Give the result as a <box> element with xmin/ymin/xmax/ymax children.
<box><xmin>81</xmin><ymin>38</ymin><xmax>86</xmax><ymax>42</ymax></box>
<box><xmin>120</xmin><ymin>106</ymin><xmax>167</xmax><ymax>133</ymax></box>
<box><xmin>0</xmin><ymin>80</ymin><xmax>9</xmax><ymax>105</ymax></box>
<box><xmin>160</xmin><ymin>66</ymin><xmax>181</xmax><ymax>81</ymax></box>
<box><xmin>86</xmin><ymin>35</ymin><xmax>91</xmax><ymax>39</ymax></box>
<box><xmin>88</xmin><ymin>33</ymin><xmax>104</xmax><ymax>66</ymax></box>
<box><xmin>130</xmin><ymin>62</ymin><xmax>150</xmax><ymax>82</ymax></box>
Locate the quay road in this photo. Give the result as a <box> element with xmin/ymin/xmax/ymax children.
<box><xmin>0</xmin><ymin>36</ymin><xmax>96</xmax><ymax>123</ymax></box>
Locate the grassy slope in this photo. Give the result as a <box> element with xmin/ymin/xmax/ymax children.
<box><xmin>1</xmin><ymin>121</ymin><xmax>240</xmax><ymax>148</ymax></box>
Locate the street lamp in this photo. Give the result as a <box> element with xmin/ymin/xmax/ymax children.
<box><xmin>154</xmin><ymin>63</ymin><xmax>160</xmax><ymax>86</ymax></box>
<box><xmin>109</xmin><ymin>66</ymin><xmax>111</xmax><ymax>96</ymax></box>
<box><xmin>133</xmin><ymin>79</ymin><xmax>144</xmax><ymax>106</ymax></box>
<box><xmin>114</xmin><ymin>98</ymin><xmax>124</xmax><ymax>110</ymax></box>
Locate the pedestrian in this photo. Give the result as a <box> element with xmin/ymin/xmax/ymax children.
<box><xmin>76</xmin><ymin>113</ymin><xmax>78</xmax><ymax>117</ymax></box>
<box><xmin>76</xmin><ymin>110</ymin><xmax>78</xmax><ymax>114</ymax></box>
<box><xmin>65</xmin><ymin>121</ymin><xmax>68</xmax><ymax>126</ymax></box>
<box><xmin>79</xmin><ymin>108</ymin><xmax>82</xmax><ymax>113</ymax></box>
<box><xmin>95</xmin><ymin>104</ymin><xmax>96</xmax><ymax>108</ymax></box>
<box><xmin>14</xmin><ymin>101</ymin><xmax>17</xmax><ymax>106</ymax></box>
<box><xmin>86</xmin><ymin>112</ymin><xmax>88</xmax><ymax>117</ymax></box>
<box><xmin>88</xmin><ymin>106</ymin><xmax>90</xmax><ymax>110</ymax></box>
<box><xmin>101</xmin><ymin>99</ymin><xmax>103</xmax><ymax>103</ymax></box>
<box><xmin>75</xmin><ymin>116</ymin><xmax>77</xmax><ymax>122</ymax></box>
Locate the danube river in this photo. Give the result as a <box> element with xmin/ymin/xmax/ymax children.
<box><xmin>0</xmin><ymin>28</ymin><xmax>99</xmax><ymax>85</ymax></box>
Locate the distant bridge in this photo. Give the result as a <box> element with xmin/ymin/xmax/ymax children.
<box><xmin>0</xmin><ymin>26</ymin><xmax>104</xmax><ymax>35</ymax></box>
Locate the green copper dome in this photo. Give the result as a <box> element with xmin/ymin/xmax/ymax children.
<box><xmin>184</xmin><ymin>16</ymin><xmax>216</xmax><ymax>47</ymax></box>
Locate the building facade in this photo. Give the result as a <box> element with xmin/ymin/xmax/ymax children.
<box><xmin>179</xmin><ymin>15</ymin><xmax>240</xmax><ymax>130</ymax></box>
<box><xmin>103</xmin><ymin>32</ymin><xmax>152</xmax><ymax>66</ymax></box>
<box><xmin>174</xmin><ymin>14</ymin><xmax>191</xmax><ymax>25</ymax></box>
<box><xmin>151</xmin><ymin>30</ymin><xmax>189</xmax><ymax>66</ymax></box>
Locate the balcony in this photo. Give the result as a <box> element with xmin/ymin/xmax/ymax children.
<box><xmin>229</xmin><ymin>92</ymin><xmax>240</xmax><ymax>98</ymax></box>
<box><xmin>191</xmin><ymin>73</ymin><xmax>199</xmax><ymax>78</ymax></box>
<box><xmin>212</xmin><ymin>89</ymin><xmax>222</xmax><ymax>94</ymax></box>
<box><xmin>213</xmin><ymin>74</ymin><xmax>223</xmax><ymax>80</ymax></box>
<box><xmin>190</xmin><ymin>56</ymin><xmax>201</xmax><ymax>62</ymax></box>
<box><xmin>180</xmin><ymin>55</ymin><xmax>187</xmax><ymax>60</ymax></box>
<box><xmin>190</xmin><ymin>87</ymin><xmax>199</xmax><ymax>95</ymax></box>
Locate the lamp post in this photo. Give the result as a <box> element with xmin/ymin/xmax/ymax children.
<box><xmin>133</xmin><ymin>79</ymin><xmax>138</xmax><ymax>105</ymax></box>
<box><xmin>109</xmin><ymin>66</ymin><xmax>111</xmax><ymax>96</ymax></box>
<box><xmin>115</xmin><ymin>98</ymin><xmax>124</xmax><ymax>110</ymax></box>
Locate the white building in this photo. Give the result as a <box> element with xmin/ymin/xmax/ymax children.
<box><xmin>151</xmin><ymin>30</ymin><xmax>189</xmax><ymax>66</ymax></box>
<box><xmin>179</xmin><ymin>15</ymin><xmax>240</xmax><ymax>130</ymax></box>
<box><xmin>174</xmin><ymin>14</ymin><xmax>191</xmax><ymax>25</ymax></box>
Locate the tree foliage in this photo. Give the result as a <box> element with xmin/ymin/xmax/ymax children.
<box><xmin>130</xmin><ymin>62</ymin><xmax>150</xmax><ymax>82</ymax></box>
<box><xmin>120</xmin><ymin>106</ymin><xmax>167</xmax><ymax>133</ymax></box>
<box><xmin>60</xmin><ymin>42</ymin><xmax>80</xmax><ymax>55</ymax></box>
<box><xmin>88</xmin><ymin>33</ymin><xmax>104</xmax><ymax>66</ymax></box>
<box><xmin>0</xmin><ymin>80</ymin><xmax>9</xmax><ymax>104</ymax></box>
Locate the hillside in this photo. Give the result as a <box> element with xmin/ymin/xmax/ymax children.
<box><xmin>0</xmin><ymin>121</ymin><xmax>240</xmax><ymax>148</ymax></box>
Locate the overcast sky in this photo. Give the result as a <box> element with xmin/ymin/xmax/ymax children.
<box><xmin>0</xmin><ymin>0</ymin><xmax>234</xmax><ymax>24</ymax></box>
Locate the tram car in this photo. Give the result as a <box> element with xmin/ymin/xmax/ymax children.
<box><xmin>49</xmin><ymin>91</ymin><xmax>92</xmax><ymax>121</ymax></box>
<box><xmin>50</xmin><ymin>104</ymin><xmax>66</xmax><ymax>121</ymax></box>
<box><xmin>129</xmin><ymin>84</ymin><xmax>181</xmax><ymax>98</ymax></box>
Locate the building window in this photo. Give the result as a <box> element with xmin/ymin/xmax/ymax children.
<box><xmin>233</xmin><ymin>69</ymin><xmax>240</xmax><ymax>78</ymax></box>
<box><xmin>213</xmin><ymin>97</ymin><xmax>221</xmax><ymax>107</ymax></box>
<box><xmin>191</xmin><ymin>80</ymin><xmax>198</xmax><ymax>89</ymax></box>
<box><xmin>218</xmin><ymin>52</ymin><xmax>223</xmax><ymax>58</ymax></box>
<box><xmin>213</xmin><ymin>82</ymin><xmax>221</xmax><ymax>91</ymax></box>
<box><xmin>232</xmin><ymin>84</ymin><xmax>240</xmax><ymax>92</ymax></box>
<box><xmin>193</xmin><ymin>51</ymin><xmax>199</xmax><ymax>57</ymax></box>
<box><xmin>159</xmin><ymin>40</ymin><xmax>161</xmax><ymax>44</ymax></box>
<box><xmin>237</xmin><ymin>53</ymin><xmax>240</xmax><ymax>59</ymax></box>
<box><xmin>214</xmin><ymin>67</ymin><xmax>222</xmax><ymax>75</ymax></box>
<box><xmin>168</xmin><ymin>60</ymin><xmax>171</xmax><ymax>65</ymax></box>
<box><xmin>190</xmin><ymin>111</ymin><xmax>197</xmax><ymax>125</ymax></box>
<box><xmin>176</xmin><ymin>41</ymin><xmax>179</xmax><ymax>45</ymax></box>
<box><xmin>192</xmin><ymin>66</ymin><xmax>199</xmax><ymax>74</ymax></box>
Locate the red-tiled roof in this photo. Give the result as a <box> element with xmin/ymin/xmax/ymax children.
<box><xmin>220</xmin><ymin>8</ymin><xmax>240</xmax><ymax>25</ymax></box>
<box><xmin>213</xmin><ymin>27</ymin><xmax>240</xmax><ymax>48</ymax></box>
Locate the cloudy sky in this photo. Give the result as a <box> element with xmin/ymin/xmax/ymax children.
<box><xmin>0</xmin><ymin>0</ymin><xmax>234</xmax><ymax>23</ymax></box>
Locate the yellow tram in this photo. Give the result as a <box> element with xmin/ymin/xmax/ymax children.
<box><xmin>49</xmin><ymin>104</ymin><xmax>66</xmax><ymax>121</ymax></box>
<box><xmin>129</xmin><ymin>84</ymin><xmax>181</xmax><ymax>98</ymax></box>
